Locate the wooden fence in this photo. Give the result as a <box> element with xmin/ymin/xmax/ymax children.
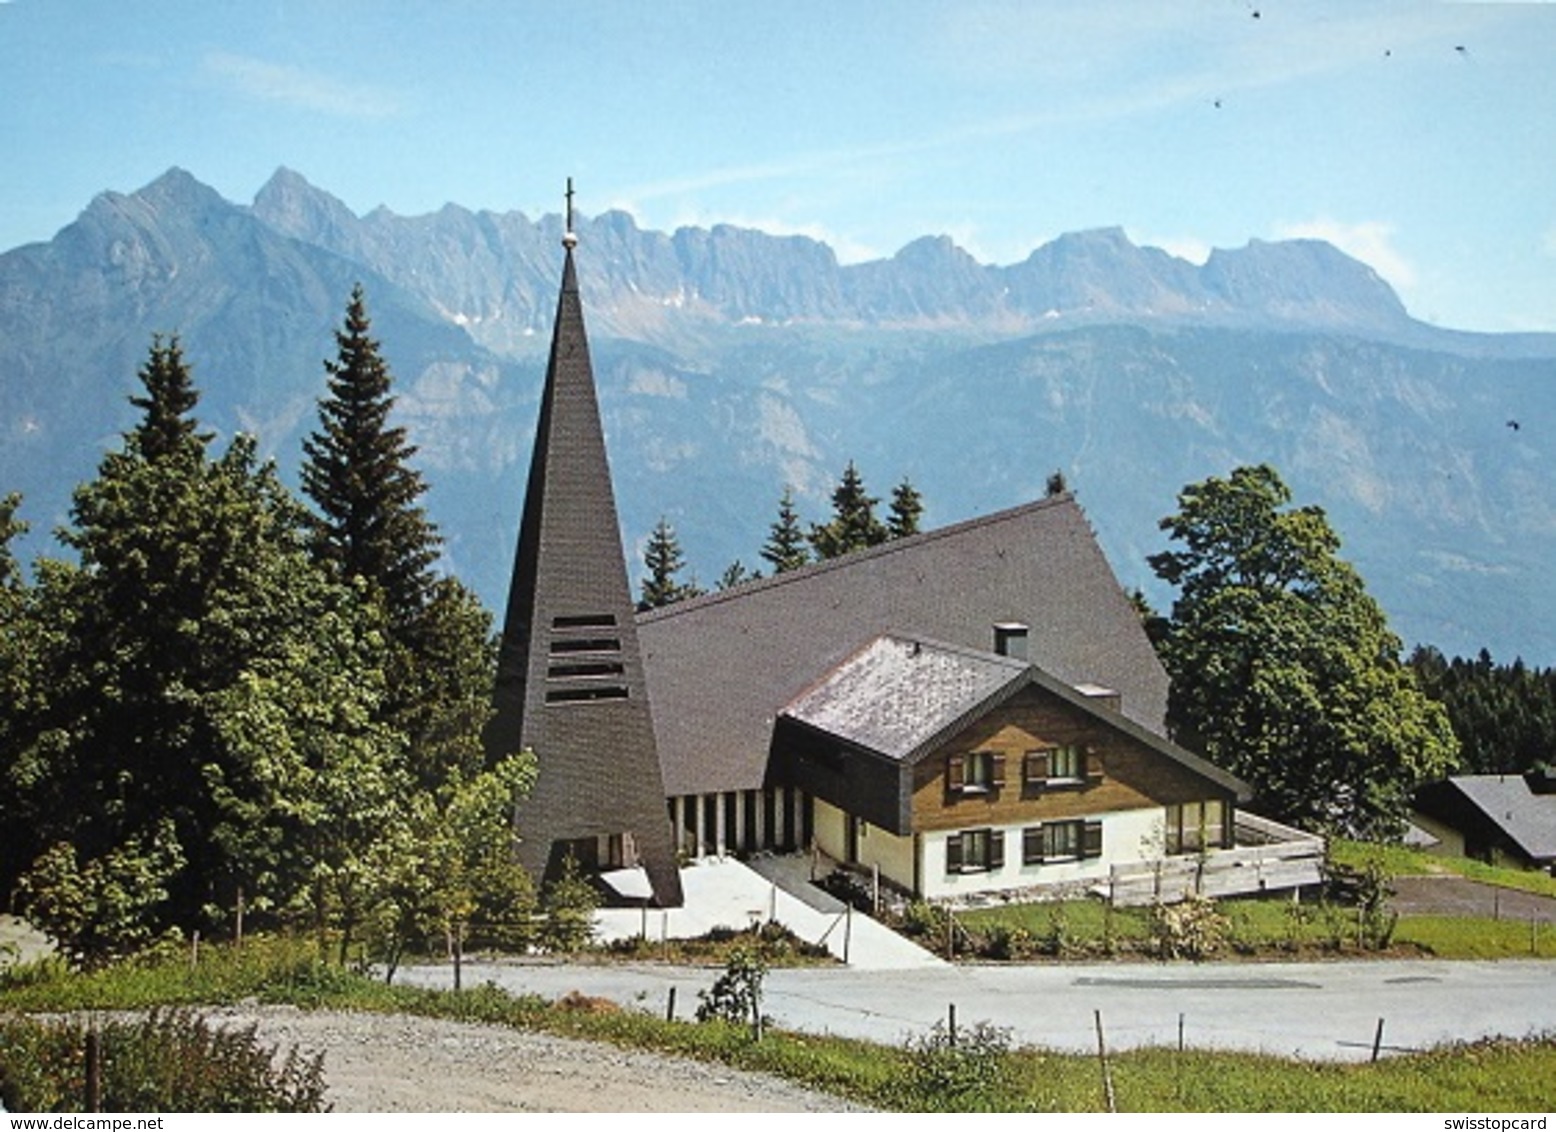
<box><xmin>1105</xmin><ymin>813</ymin><xmax>1325</xmax><ymax>906</ymax></box>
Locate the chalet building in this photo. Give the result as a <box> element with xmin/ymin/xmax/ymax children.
<box><xmin>1412</xmin><ymin>774</ymin><xmax>1556</xmax><ymax>873</ymax></box>
<box><xmin>492</xmin><ymin>191</ymin><xmax>1320</xmax><ymax>908</ymax></box>
<box><xmin>636</xmin><ymin>501</ymin><xmax>1305</xmax><ymax>903</ymax></box>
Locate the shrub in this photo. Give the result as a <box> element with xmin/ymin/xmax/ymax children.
<box><xmin>0</xmin><ymin>1008</ymin><xmax>327</xmax><ymax>1112</ymax></box>
<box><xmin>695</xmin><ymin>945</ymin><xmax>767</xmax><ymax>1029</ymax></box>
<box><xmin>900</xmin><ymin>1018</ymin><xmax>1013</xmax><ymax>1110</ymax></box>
<box><xmin>1149</xmin><ymin>894</ymin><xmax>1229</xmax><ymax>960</ymax></box>
<box><xmin>538</xmin><ymin>855</ymin><xmax>598</xmax><ymax>954</ymax></box>
<box><xmin>897</xmin><ymin>899</ymin><xmax>948</xmax><ymax>941</ymax></box>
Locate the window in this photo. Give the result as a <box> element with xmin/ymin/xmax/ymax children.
<box><xmin>1022</xmin><ymin>745</ymin><xmax>1099</xmax><ymax>793</ymax></box>
<box><xmin>1022</xmin><ymin>819</ymin><xmax>1103</xmax><ymax>865</ymax></box>
<box><xmin>945</xmin><ymin>828</ymin><xmax>1005</xmax><ymax>874</ymax></box>
<box><xmin>946</xmin><ymin>751</ymin><xmax>1005</xmax><ymax>795</ymax></box>
<box><xmin>1050</xmin><ymin>744</ymin><xmax>1082</xmax><ymax>780</ymax></box>
<box><xmin>1165</xmin><ymin>800</ymin><xmax>1227</xmax><ymax>854</ymax></box>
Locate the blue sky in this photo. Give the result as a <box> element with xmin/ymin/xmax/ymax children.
<box><xmin>3</xmin><ymin>0</ymin><xmax>1553</xmax><ymax>332</ymax></box>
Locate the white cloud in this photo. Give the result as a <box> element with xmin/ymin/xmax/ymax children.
<box><xmin>201</xmin><ymin>52</ymin><xmax>398</xmax><ymax>118</ymax></box>
<box><xmin>1272</xmin><ymin>217</ymin><xmax>1417</xmax><ymax>291</ymax></box>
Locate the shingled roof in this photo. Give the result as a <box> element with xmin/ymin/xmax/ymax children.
<box><xmin>782</xmin><ymin>633</ymin><xmax>1248</xmax><ymax>801</ymax></box>
<box><xmin>783</xmin><ymin>634</ymin><xmax>1029</xmax><ymax>763</ymax></box>
<box><xmin>637</xmin><ymin>494</ymin><xmax>1173</xmax><ymax>797</ymax></box>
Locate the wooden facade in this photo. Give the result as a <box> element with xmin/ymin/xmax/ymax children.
<box><xmin>774</xmin><ymin>637</ymin><xmax>1247</xmax><ymax>900</ymax></box>
<box><xmin>911</xmin><ymin>686</ymin><xmax>1235</xmax><ymax>836</ymax></box>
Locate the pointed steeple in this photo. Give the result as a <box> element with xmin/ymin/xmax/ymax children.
<box><xmin>487</xmin><ymin>186</ymin><xmax>683</xmax><ymax>906</ymax></box>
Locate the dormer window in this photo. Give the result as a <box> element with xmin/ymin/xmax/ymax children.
<box><xmin>947</xmin><ymin>750</ymin><xmax>1005</xmax><ymax>796</ymax></box>
<box><xmin>1023</xmin><ymin>745</ymin><xmax>1102</xmax><ymax>793</ymax></box>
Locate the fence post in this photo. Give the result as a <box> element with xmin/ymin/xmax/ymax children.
<box><xmin>666</xmin><ymin>986</ymin><xmax>677</xmax><ymax>1022</ymax></box>
<box><xmin>948</xmin><ymin>1002</ymin><xmax>957</xmax><ymax>1046</ymax></box>
<box><xmin>1094</xmin><ymin>1009</ymin><xmax>1116</xmax><ymax>1113</ymax></box>
<box><xmin>1371</xmin><ymin>1017</ymin><xmax>1385</xmax><ymax>1062</ymax></box>
<box><xmin>84</xmin><ymin>1024</ymin><xmax>102</xmax><ymax>1112</ymax></box>
<box><xmin>1178</xmin><ymin>1012</ymin><xmax>1185</xmax><ymax>1053</ymax></box>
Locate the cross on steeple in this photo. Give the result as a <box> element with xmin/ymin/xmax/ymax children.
<box><xmin>563</xmin><ymin>177</ymin><xmax>577</xmax><ymax>248</ymax></box>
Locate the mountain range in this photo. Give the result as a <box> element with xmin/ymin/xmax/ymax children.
<box><xmin>2</xmin><ymin>167</ymin><xmax>1553</xmax><ymax>662</ymax></box>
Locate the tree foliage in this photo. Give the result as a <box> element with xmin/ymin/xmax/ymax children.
<box><xmin>1149</xmin><ymin>464</ymin><xmax>1458</xmax><ymax>838</ymax></box>
<box><xmin>2</xmin><ymin>322</ymin><xmax>525</xmax><ymax>968</ymax></box>
<box><xmin>760</xmin><ymin>486</ymin><xmax>810</xmax><ymax>573</ymax></box>
<box><xmin>887</xmin><ymin>476</ymin><xmax>924</xmax><ymax>539</ymax></box>
<box><xmin>301</xmin><ymin>284</ymin><xmax>440</xmax><ymax>630</ymax></box>
<box><xmin>1410</xmin><ymin>646</ymin><xmax>1556</xmax><ymax>775</ymax></box>
<box><xmin>810</xmin><ymin>461</ymin><xmax>888</xmax><ymax>560</ymax></box>
<box><xmin>639</xmin><ymin>515</ymin><xmax>702</xmax><ymax>609</ymax></box>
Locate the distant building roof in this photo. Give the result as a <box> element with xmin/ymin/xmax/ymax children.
<box><xmin>1436</xmin><ymin>775</ymin><xmax>1556</xmax><ymax>863</ymax></box>
<box><xmin>637</xmin><ymin>494</ymin><xmax>1174</xmax><ymax>797</ymax></box>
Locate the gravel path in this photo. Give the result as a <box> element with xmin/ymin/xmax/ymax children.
<box><xmin>211</xmin><ymin>1005</ymin><xmax>866</xmax><ymax>1112</ymax></box>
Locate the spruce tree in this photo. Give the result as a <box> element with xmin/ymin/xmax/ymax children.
<box><xmin>887</xmin><ymin>476</ymin><xmax>924</xmax><ymax>539</ymax></box>
<box><xmin>810</xmin><ymin>461</ymin><xmax>887</xmax><ymax>560</ymax></box>
<box><xmin>760</xmin><ymin>486</ymin><xmax>810</xmax><ymax>573</ymax></box>
<box><xmin>639</xmin><ymin>516</ymin><xmax>701</xmax><ymax>609</ymax></box>
<box><xmin>128</xmin><ymin>335</ymin><xmax>210</xmax><ymax>463</ymax></box>
<box><xmin>17</xmin><ymin>338</ymin><xmax>402</xmax><ymax>945</ymax></box>
<box><xmin>302</xmin><ymin>284</ymin><xmax>440</xmax><ymax>629</ymax></box>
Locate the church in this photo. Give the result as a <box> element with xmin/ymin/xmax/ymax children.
<box><xmin>485</xmin><ymin>191</ymin><xmax>1322</xmax><ymax>909</ymax></box>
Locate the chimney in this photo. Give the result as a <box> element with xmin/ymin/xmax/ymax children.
<box><xmin>994</xmin><ymin>622</ymin><xmax>1029</xmax><ymax>661</ymax></box>
<box><xmin>1075</xmin><ymin>683</ymin><xmax>1122</xmax><ymax>713</ymax></box>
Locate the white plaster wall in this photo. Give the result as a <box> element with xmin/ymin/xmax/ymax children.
<box><xmin>920</xmin><ymin>807</ymin><xmax>1167</xmax><ymax>901</ymax></box>
<box><xmin>813</xmin><ymin>797</ymin><xmax>848</xmax><ymax>863</ymax></box>
<box><xmin>852</xmin><ymin>818</ymin><xmax>916</xmax><ymax>892</ymax></box>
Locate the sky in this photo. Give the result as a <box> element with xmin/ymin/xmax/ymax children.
<box><xmin>2</xmin><ymin>0</ymin><xmax>1554</xmax><ymax>333</ymax></box>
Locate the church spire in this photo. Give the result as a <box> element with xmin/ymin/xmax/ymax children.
<box><xmin>486</xmin><ymin>180</ymin><xmax>683</xmax><ymax>906</ymax></box>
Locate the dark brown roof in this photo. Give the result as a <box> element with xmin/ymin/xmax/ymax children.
<box><xmin>487</xmin><ymin>244</ymin><xmax>682</xmax><ymax>905</ymax></box>
<box><xmin>637</xmin><ymin>494</ymin><xmax>1174</xmax><ymax>797</ymax></box>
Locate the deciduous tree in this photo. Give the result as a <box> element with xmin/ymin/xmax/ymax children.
<box><xmin>1149</xmin><ymin>464</ymin><xmax>1458</xmax><ymax>838</ymax></box>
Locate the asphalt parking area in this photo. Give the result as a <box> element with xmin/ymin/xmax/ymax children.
<box><xmin>1390</xmin><ymin>875</ymin><xmax>1556</xmax><ymax>922</ymax></box>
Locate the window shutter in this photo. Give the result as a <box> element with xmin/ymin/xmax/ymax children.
<box><xmin>990</xmin><ymin>754</ymin><xmax>1006</xmax><ymax>788</ymax></box>
<box><xmin>1084</xmin><ymin>745</ymin><xmax>1104</xmax><ymax>783</ymax></box>
<box><xmin>1024</xmin><ymin>750</ymin><xmax>1049</xmax><ymax>789</ymax></box>
<box><xmin>988</xmin><ymin>829</ymin><xmax>1005</xmax><ymax>870</ymax></box>
<box><xmin>946</xmin><ymin>754</ymin><xmax>964</xmax><ymax>792</ymax></box>
<box><xmin>1023</xmin><ymin>825</ymin><xmax>1044</xmax><ymax>865</ymax></box>
<box><xmin>1083</xmin><ymin>819</ymin><xmax>1104</xmax><ymax>859</ymax></box>
<box><xmin>945</xmin><ymin>833</ymin><xmax>964</xmax><ymax>874</ymax></box>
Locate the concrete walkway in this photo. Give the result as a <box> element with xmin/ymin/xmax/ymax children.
<box><xmin>595</xmin><ymin>855</ymin><xmax>946</xmax><ymax>970</ymax></box>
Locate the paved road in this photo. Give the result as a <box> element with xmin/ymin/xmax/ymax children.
<box><xmin>398</xmin><ymin>957</ymin><xmax>1556</xmax><ymax>1062</ymax></box>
